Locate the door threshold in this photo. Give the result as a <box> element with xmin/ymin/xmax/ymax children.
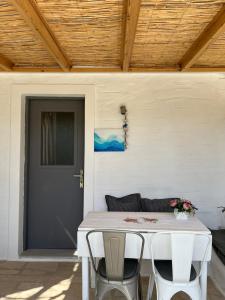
<box><xmin>20</xmin><ymin>249</ymin><xmax>80</xmax><ymax>262</ymax></box>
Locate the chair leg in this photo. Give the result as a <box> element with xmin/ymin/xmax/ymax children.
<box><xmin>146</xmin><ymin>273</ymin><xmax>154</xmax><ymax>300</ymax></box>
<box><xmin>96</xmin><ymin>278</ymin><xmax>140</xmax><ymax>300</ymax></box>
<box><xmin>182</xmin><ymin>284</ymin><xmax>201</xmax><ymax>300</ymax></box>
<box><xmin>119</xmin><ymin>280</ymin><xmax>138</xmax><ymax>300</ymax></box>
<box><xmin>138</xmin><ymin>275</ymin><xmax>142</xmax><ymax>300</ymax></box>
<box><xmin>95</xmin><ymin>280</ymin><xmax>109</xmax><ymax>300</ymax></box>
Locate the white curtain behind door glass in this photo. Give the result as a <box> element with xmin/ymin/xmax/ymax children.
<box><xmin>41</xmin><ymin>112</ymin><xmax>57</xmax><ymax>165</ymax></box>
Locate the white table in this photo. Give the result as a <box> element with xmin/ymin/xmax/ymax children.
<box><xmin>77</xmin><ymin>212</ymin><xmax>212</xmax><ymax>300</ymax></box>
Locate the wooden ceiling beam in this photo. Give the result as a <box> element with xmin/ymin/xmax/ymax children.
<box><xmin>71</xmin><ymin>67</ymin><xmax>122</xmax><ymax>72</ymax></box>
<box><xmin>12</xmin><ymin>67</ymin><xmax>63</xmax><ymax>72</ymax></box>
<box><xmin>9</xmin><ymin>0</ymin><xmax>71</xmax><ymax>71</ymax></box>
<box><xmin>129</xmin><ymin>67</ymin><xmax>179</xmax><ymax>72</ymax></box>
<box><xmin>122</xmin><ymin>0</ymin><xmax>141</xmax><ymax>71</ymax></box>
<box><xmin>7</xmin><ymin>66</ymin><xmax>225</xmax><ymax>73</ymax></box>
<box><xmin>185</xmin><ymin>67</ymin><xmax>225</xmax><ymax>72</ymax></box>
<box><xmin>12</xmin><ymin>66</ymin><xmax>176</xmax><ymax>72</ymax></box>
<box><xmin>0</xmin><ymin>53</ymin><xmax>13</xmax><ymax>71</ymax></box>
<box><xmin>179</xmin><ymin>5</ymin><xmax>225</xmax><ymax>71</ymax></box>
<box><xmin>12</xmin><ymin>66</ymin><xmax>122</xmax><ymax>72</ymax></box>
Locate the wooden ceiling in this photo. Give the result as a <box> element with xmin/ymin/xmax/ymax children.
<box><xmin>1</xmin><ymin>0</ymin><xmax>225</xmax><ymax>72</ymax></box>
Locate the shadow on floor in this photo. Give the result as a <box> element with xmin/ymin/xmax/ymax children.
<box><xmin>0</xmin><ymin>261</ymin><xmax>223</xmax><ymax>300</ymax></box>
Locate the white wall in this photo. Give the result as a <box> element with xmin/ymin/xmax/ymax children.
<box><xmin>0</xmin><ymin>72</ymin><xmax>225</xmax><ymax>259</ymax></box>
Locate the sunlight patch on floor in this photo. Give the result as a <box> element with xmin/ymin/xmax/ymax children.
<box><xmin>6</xmin><ymin>286</ymin><xmax>43</xmax><ymax>298</ymax></box>
<box><xmin>73</xmin><ymin>263</ymin><xmax>79</xmax><ymax>272</ymax></box>
<box><xmin>37</xmin><ymin>276</ymin><xmax>74</xmax><ymax>299</ymax></box>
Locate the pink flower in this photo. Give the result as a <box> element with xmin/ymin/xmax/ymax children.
<box><xmin>170</xmin><ymin>199</ymin><xmax>178</xmax><ymax>207</ymax></box>
<box><xmin>184</xmin><ymin>199</ymin><xmax>191</xmax><ymax>204</ymax></box>
<box><xmin>183</xmin><ymin>202</ymin><xmax>191</xmax><ymax>210</ymax></box>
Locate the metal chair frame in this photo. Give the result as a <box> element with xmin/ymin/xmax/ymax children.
<box><xmin>86</xmin><ymin>229</ymin><xmax>145</xmax><ymax>300</ymax></box>
<box><xmin>147</xmin><ymin>231</ymin><xmax>211</xmax><ymax>300</ymax></box>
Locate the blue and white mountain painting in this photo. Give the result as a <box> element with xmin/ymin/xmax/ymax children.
<box><xmin>94</xmin><ymin>129</ymin><xmax>125</xmax><ymax>152</ymax></box>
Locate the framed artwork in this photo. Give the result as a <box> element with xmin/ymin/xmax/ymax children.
<box><xmin>94</xmin><ymin>129</ymin><xmax>125</xmax><ymax>152</ymax></box>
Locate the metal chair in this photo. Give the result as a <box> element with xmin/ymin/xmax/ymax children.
<box><xmin>146</xmin><ymin>232</ymin><xmax>211</xmax><ymax>300</ymax></box>
<box><xmin>86</xmin><ymin>230</ymin><xmax>145</xmax><ymax>300</ymax></box>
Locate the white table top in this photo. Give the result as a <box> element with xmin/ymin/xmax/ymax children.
<box><xmin>78</xmin><ymin>211</ymin><xmax>210</xmax><ymax>234</ymax></box>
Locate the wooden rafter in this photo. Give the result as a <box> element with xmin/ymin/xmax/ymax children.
<box><xmin>11</xmin><ymin>66</ymin><xmax>225</xmax><ymax>73</ymax></box>
<box><xmin>0</xmin><ymin>53</ymin><xmax>13</xmax><ymax>71</ymax></box>
<box><xmin>12</xmin><ymin>66</ymin><xmax>122</xmax><ymax>72</ymax></box>
<box><xmin>129</xmin><ymin>67</ymin><xmax>179</xmax><ymax>72</ymax></box>
<box><xmin>185</xmin><ymin>67</ymin><xmax>225</xmax><ymax>72</ymax></box>
<box><xmin>179</xmin><ymin>5</ymin><xmax>225</xmax><ymax>71</ymax></box>
<box><xmin>9</xmin><ymin>0</ymin><xmax>71</xmax><ymax>71</ymax></box>
<box><xmin>122</xmin><ymin>0</ymin><xmax>141</xmax><ymax>71</ymax></box>
<box><xmin>130</xmin><ymin>67</ymin><xmax>225</xmax><ymax>72</ymax></box>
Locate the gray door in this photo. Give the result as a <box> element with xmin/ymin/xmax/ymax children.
<box><xmin>26</xmin><ymin>97</ymin><xmax>84</xmax><ymax>249</ymax></box>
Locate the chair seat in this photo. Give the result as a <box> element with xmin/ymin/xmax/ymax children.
<box><xmin>155</xmin><ymin>260</ymin><xmax>197</xmax><ymax>281</ymax></box>
<box><xmin>98</xmin><ymin>258</ymin><xmax>139</xmax><ymax>280</ymax></box>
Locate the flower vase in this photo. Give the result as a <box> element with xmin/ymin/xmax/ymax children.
<box><xmin>174</xmin><ymin>209</ymin><xmax>189</xmax><ymax>220</ymax></box>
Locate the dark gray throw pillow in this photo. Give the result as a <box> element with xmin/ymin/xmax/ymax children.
<box><xmin>141</xmin><ymin>198</ymin><xmax>180</xmax><ymax>212</ymax></box>
<box><xmin>105</xmin><ymin>193</ymin><xmax>141</xmax><ymax>212</ymax></box>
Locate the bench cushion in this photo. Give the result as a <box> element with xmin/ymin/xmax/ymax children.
<box><xmin>141</xmin><ymin>198</ymin><xmax>179</xmax><ymax>212</ymax></box>
<box><xmin>211</xmin><ymin>229</ymin><xmax>225</xmax><ymax>265</ymax></box>
<box><xmin>105</xmin><ymin>193</ymin><xmax>141</xmax><ymax>212</ymax></box>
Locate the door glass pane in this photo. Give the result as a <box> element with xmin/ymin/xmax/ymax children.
<box><xmin>41</xmin><ymin>112</ymin><xmax>74</xmax><ymax>165</ymax></box>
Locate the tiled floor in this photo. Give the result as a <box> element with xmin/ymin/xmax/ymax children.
<box><xmin>0</xmin><ymin>261</ymin><xmax>224</xmax><ymax>300</ymax></box>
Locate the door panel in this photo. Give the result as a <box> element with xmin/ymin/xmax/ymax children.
<box><xmin>26</xmin><ymin>98</ymin><xmax>84</xmax><ymax>249</ymax></box>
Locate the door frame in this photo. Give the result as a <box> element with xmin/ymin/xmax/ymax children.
<box><xmin>8</xmin><ymin>84</ymin><xmax>95</xmax><ymax>260</ymax></box>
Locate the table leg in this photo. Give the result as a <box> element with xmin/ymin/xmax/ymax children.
<box><xmin>201</xmin><ymin>261</ymin><xmax>208</xmax><ymax>300</ymax></box>
<box><xmin>82</xmin><ymin>257</ymin><xmax>89</xmax><ymax>300</ymax></box>
<box><xmin>90</xmin><ymin>258</ymin><xmax>96</xmax><ymax>288</ymax></box>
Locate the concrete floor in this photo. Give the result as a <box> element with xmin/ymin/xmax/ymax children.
<box><xmin>0</xmin><ymin>261</ymin><xmax>223</xmax><ymax>300</ymax></box>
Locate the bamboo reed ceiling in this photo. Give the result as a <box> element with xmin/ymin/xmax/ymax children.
<box><xmin>0</xmin><ymin>1</ymin><xmax>57</xmax><ymax>67</ymax></box>
<box><xmin>131</xmin><ymin>0</ymin><xmax>223</xmax><ymax>67</ymax></box>
<box><xmin>1</xmin><ymin>0</ymin><xmax>225</xmax><ymax>72</ymax></box>
<box><xmin>36</xmin><ymin>0</ymin><xmax>123</xmax><ymax>67</ymax></box>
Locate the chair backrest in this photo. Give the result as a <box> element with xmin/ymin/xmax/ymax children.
<box><xmin>150</xmin><ymin>232</ymin><xmax>211</xmax><ymax>283</ymax></box>
<box><xmin>86</xmin><ymin>230</ymin><xmax>145</xmax><ymax>281</ymax></box>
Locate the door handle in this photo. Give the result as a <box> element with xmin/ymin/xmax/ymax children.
<box><xmin>73</xmin><ymin>169</ymin><xmax>84</xmax><ymax>189</ymax></box>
